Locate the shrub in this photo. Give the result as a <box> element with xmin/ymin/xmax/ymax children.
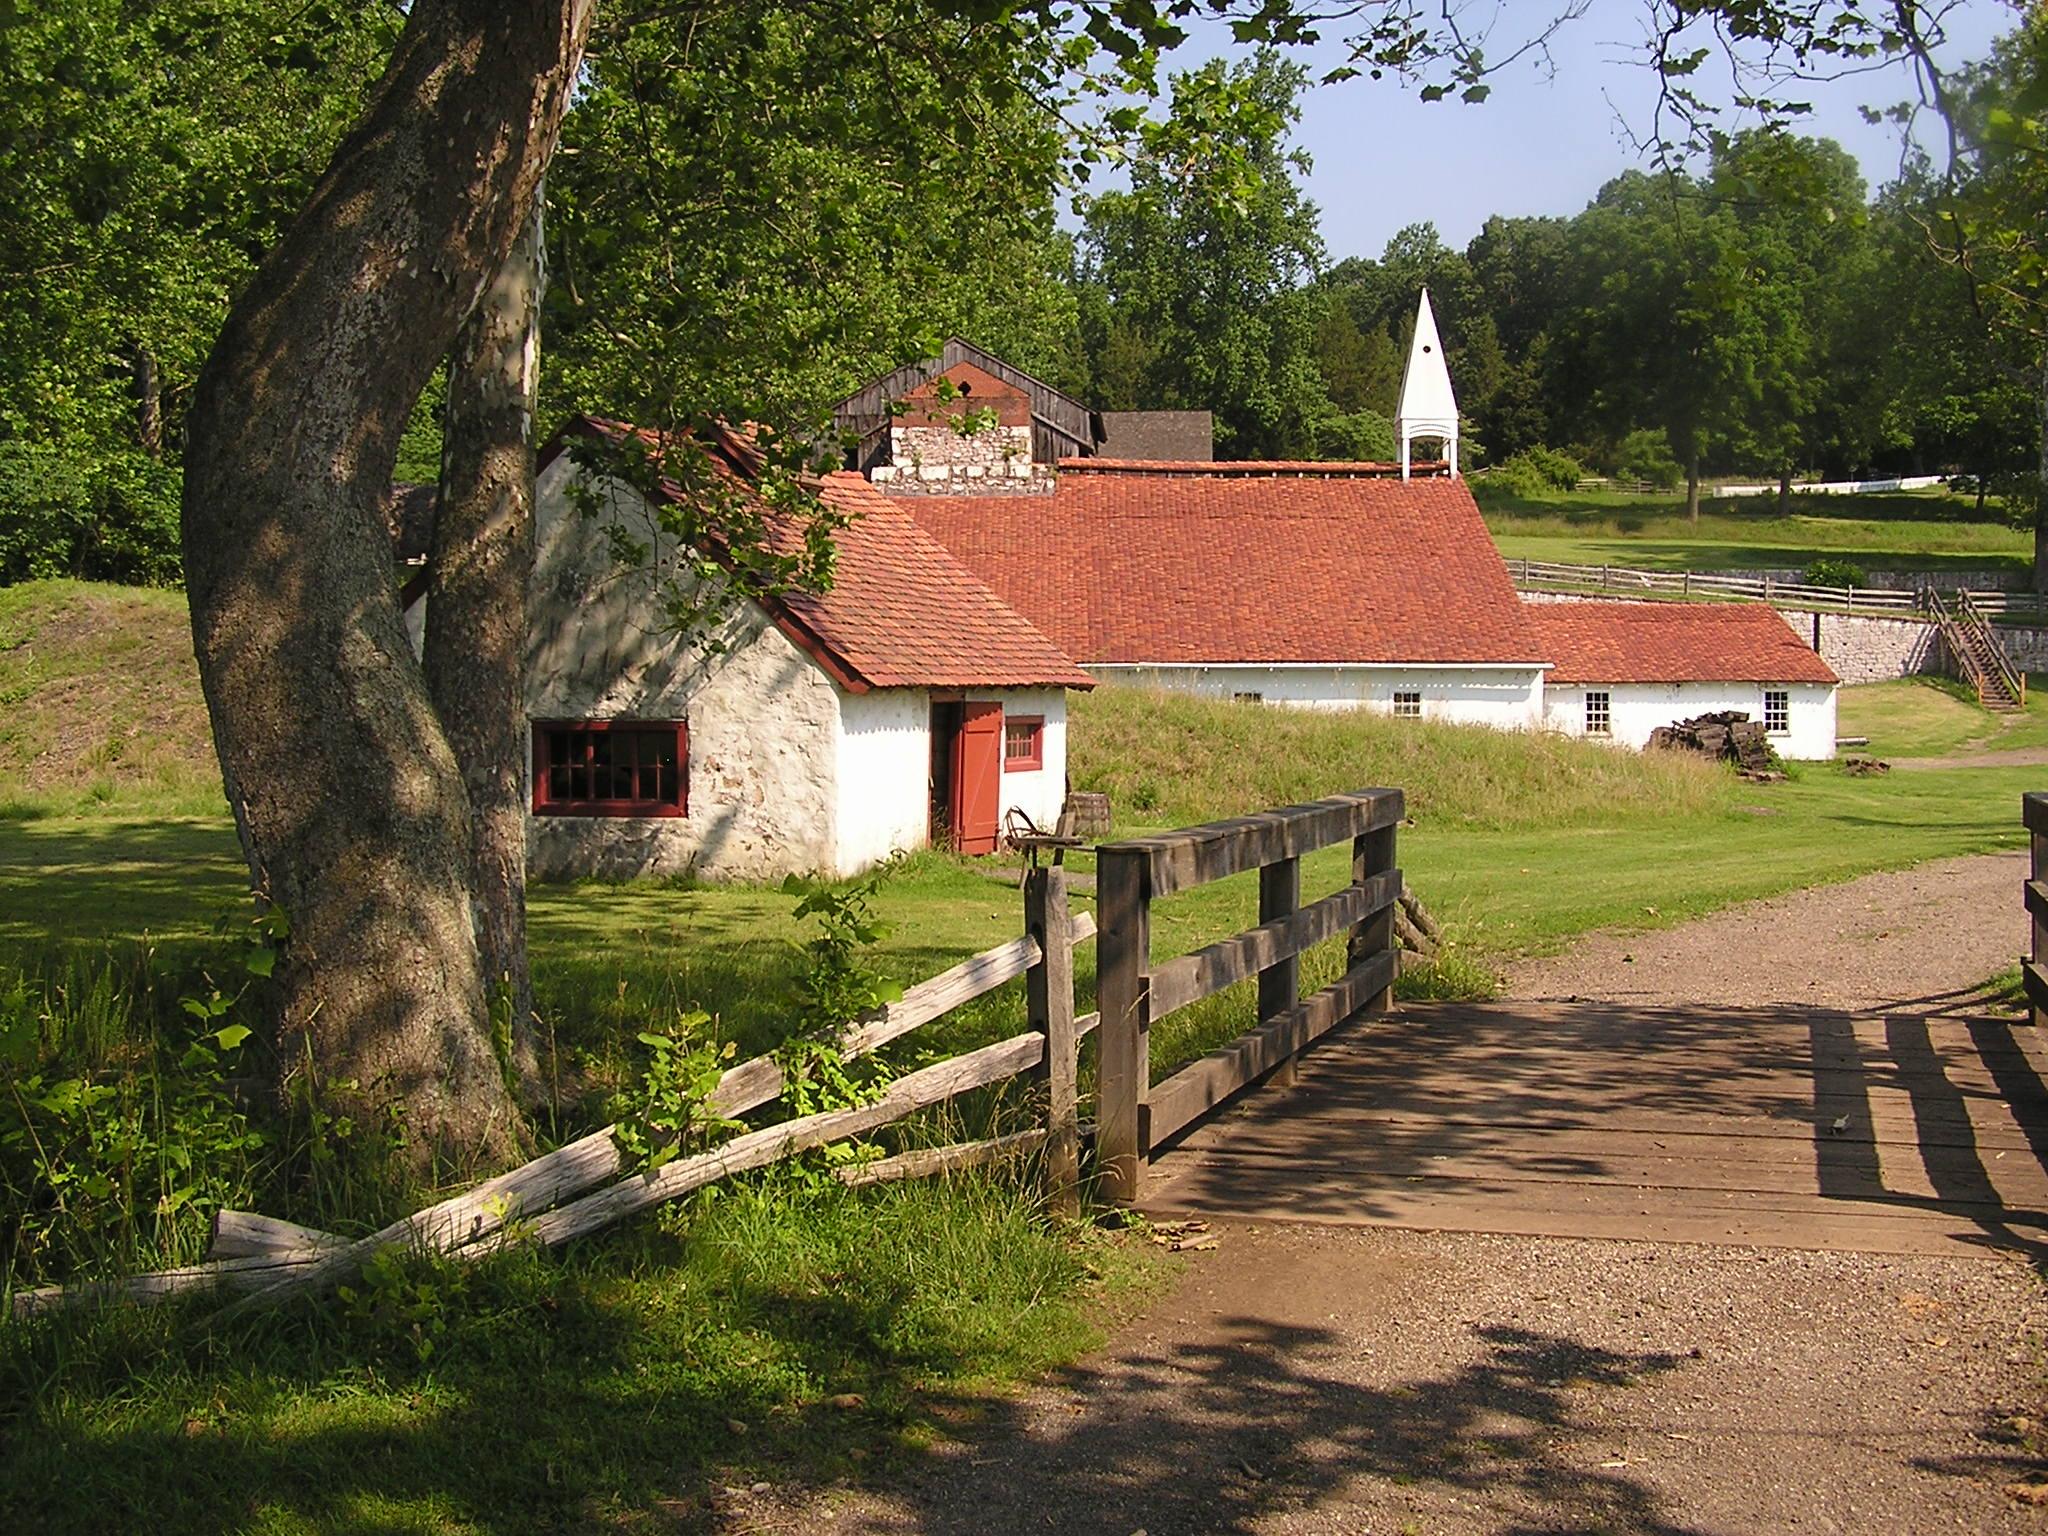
<box><xmin>0</xmin><ymin>444</ymin><xmax>182</xmax><ymax>587</ymax></box>
<box><xmin>1485</xmin><ymin>445</ymin><xmax>1586</xmax><ymax>499</ymax></box>
<box><xmin>1315</xmin><ymin>408</ymin><xmax>1397</xmax><ymax>463</ymax></box>
<box><xmin>1804</xmin><ymin>557</ymin><xmax>1867</xmax><ymax>589</ymax></box>
<box><xmin>1613</xmin><ymin>428</ymin><xmax>1684</xmax><ymax>489</ymax></box>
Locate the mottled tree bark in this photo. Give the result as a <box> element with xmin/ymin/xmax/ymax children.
<box><xmin>180</xmin><ymin>0</ymin><xmax>592</xmax><ymax>1172</ymax></box>
<box><xmin>426</xmin><ymin>199</ymin><xmax>544</xmax><ymax>1091</ymax></box>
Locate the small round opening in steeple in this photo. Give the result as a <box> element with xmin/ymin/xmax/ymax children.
<box><xmin>1422</xmin><ymin>345</ymin><xmax>1432</xmax><ymax>354</ymax></box>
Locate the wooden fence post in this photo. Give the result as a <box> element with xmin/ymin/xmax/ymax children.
<box><xmin>1024</xmin><ymin>864</ymin><xmax>1080</xmax><ymax>1217</ymax></box>
<box><xmin>2028</xmin><ymin>795</ymin><xmax>2048</xmax><ymax>1029</ymax></box>
<box><xmin>1259</xmin><ymin>855</ymin><xmax>1301</xmax><ymax>1086</ymax></box>
<box><xmin>1349</xmin><ymin>823</ymin><xmax>1398</xmax><ymax>1013</ymax></box>
<box><xmin>1096</xmin><ymin>848</ymin><xmax>1150</xmax><ymax>1204</ymax></box>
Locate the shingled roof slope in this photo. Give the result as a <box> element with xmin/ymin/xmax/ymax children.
<box><xmin>552</xmin><ymin>417</ymin><xmax>1093</xmax><ymax>692</ymax></box>
<box><xmin>896</xmin><ymin>472</ymin><xmax>1544</xmax><ymax>667</ymax></box>
<box><xmin>1528</xmin><ymin>600</ymin><xmax>1839</xmax><ymax>685</ymax></box>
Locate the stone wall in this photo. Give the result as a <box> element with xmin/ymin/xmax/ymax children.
<box><xmin>871</xmin><ymin>422</ymin><xmax>1055</xmax><ymax>494</ymax></box>
<box><xmin>527</xmin><ymin>461</ymin><xmax>845</xmax><ymax>882</ymax></box>
<box><xmin>1801</xmin><ymin>611</ymin><xmax>1945</xmax><ymax>686</ymax></box>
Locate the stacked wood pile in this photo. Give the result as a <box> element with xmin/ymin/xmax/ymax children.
<box><xmin>1648</xmin><ymin>711</ymin><xmax>1779</xmax><ymax>776</ymax></box>
<box><xmin>1843</xmin><ymin>756</ymin><xmax>1890</xmax><ymax>777</ymax></box>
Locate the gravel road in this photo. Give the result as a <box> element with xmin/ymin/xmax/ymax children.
<box><xmin>1505</xmin><ymin>851</ymin><xmax>2028</xmax><ymax>1012</ymax></box>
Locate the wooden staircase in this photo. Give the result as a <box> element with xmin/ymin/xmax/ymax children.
<box><xmin>1928</xmin><ymin>589</ymin><xmax>2026</xmax><ymax>711</ymax></box>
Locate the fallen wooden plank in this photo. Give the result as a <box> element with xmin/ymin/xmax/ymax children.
<box><xmin>835</xmin><ymin>1129</ymin><xmax>1048</xmax><ymax>1188</ymax></box>
<box><xmin>1147</xmin><ymin>872</ymin><xmax>1397</xmax><ymax>1020</ymax></box>
<box><xmin>12</xmin><ymin>1245</ymin><xmax>337</xmax><ymax>1318</ymax></box>
<box><xmin>208</xmin><ymin>1209</ymin><xmax>346</xmax><ymax>1261</ymax></box>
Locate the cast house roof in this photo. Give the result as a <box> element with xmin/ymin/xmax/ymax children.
<box><xmin>1528</xmin><ymin>600</ymin><xmax>1840</xmax><ymax>686</ymax></box>
<box><xmin>548</xmin><ymin>417</ymin><xmax>1095</xmax><ymax>694</ymax></box>
<box><xmin>894</xmin><ymin>465</ymin><xmax>1543</xmax><ymax>668</ymax></box>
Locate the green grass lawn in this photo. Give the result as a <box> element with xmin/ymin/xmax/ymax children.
<box><xmin>1838</xmin><ymin>676</ymin><xmax>2048</xmax><ymax>759</ymax></box>
<box><xmin>5</xmin><ymin>587</ymin><xmax>2044</xmax><ymax>1533</ymax></box>
<box><xmin>1474</xmin><ymin>487</ymin><xmax>2031</xmax><ymax>577</ymax></box>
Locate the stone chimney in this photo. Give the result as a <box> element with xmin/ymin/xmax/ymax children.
<box><xmin>868</xmin><ymin>362</ymin><xmax>1055</xmax><ymax>494</ymax></box>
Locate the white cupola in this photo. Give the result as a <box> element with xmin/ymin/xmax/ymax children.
<box><xmin>1395</xmin><ymin>289</ymin><xmax>1459</xmax><ymax>480</ymax></box>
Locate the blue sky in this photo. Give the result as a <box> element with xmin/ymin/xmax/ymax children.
<box><xmin>1178</xmin><ymin>0</ymin><xmax>2016</xmax><ymax>263</ymax></box>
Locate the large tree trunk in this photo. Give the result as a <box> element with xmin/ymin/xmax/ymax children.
<box><xmin>1776</xmin><ymin>465</ymin><xmax>1792</xmax><ymax>518</ymax></box>
<box><xmin>426</xmin><ymin>199</ymin><xmax>545</xmax><ymax>1092</ymax></box>
<box><xmin>179</xmin><ymin>0</ymin><xmax>592</xmax><ymax>1173</ymax></box>
<box><xmin>1686</xmin><ymin>450</ymin><xmax>1702</xmax><ymax>524</ymax></box>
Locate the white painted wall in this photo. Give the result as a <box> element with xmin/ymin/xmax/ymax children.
<box><xmin>1543</xmin><ymin>680</ymin><xmax>1838</xmax><ymax>760</ymax></box>
<box><xmin>527</xmin><ymin>459</ymin><xmax>844</xmax><ymax>881</ymax></box>
<box><xmin>835</xmin><ymin>688</ymin><xmax>932</xmax><ymax>874</ymax></box>
<box><xmin>1085</xmin><ymin>664</ymin><xmax>1546</xmax><ymax>729</ymax></box>
<box><xmin>980</xmin><ymin>687</ymin><xmax>1069</xmax><ymax>832</ymax></box>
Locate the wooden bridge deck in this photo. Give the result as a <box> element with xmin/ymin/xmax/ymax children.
<box><xmin>1143</xmin><ymin>1002</ymin><xmax>2048</xmax><ymax>1258</ymax></box>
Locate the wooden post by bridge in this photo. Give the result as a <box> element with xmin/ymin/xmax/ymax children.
<box><xmin>1094</xmin><ymin>789</ymin><xmax>1405</xmax><ymax>1204</ymax></box>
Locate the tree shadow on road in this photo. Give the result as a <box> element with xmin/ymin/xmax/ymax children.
<box><xmin>834</xmin><ymin>1316</ymin><xmax>1701</xmax><ymax>1536</ymax></box>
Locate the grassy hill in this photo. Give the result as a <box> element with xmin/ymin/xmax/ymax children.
<box><xmin>1472</xmin><ymin>485</ymin><xmax>2031</xmax><ymax>577</ymax></box>
<box><xmin>0</xmin><ymin>580</ymin><xmax>223</xmax><ymax>816</ymax></box>
<box><xmin>1068</xmin><ymin>683</ymin><xmax>1724</xmax><ymax>831</ymax></box>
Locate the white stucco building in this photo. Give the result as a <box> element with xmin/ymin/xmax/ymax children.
<box><xmin>1529</xmin><ymin>600</ymin><xmax>1840</xmax><ymax>758</ymax></box>
<box><xmin>511</xmin><ymin>418</ymin><xmax>1093</xmax><ymax>882</ymax></box>
<box><xmin>897</xmin><ymin>457</ymin><xmax>1551</xmax><ymax>729</ymax></box>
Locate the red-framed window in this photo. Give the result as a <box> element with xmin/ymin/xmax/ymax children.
<box><xmin>1002</xmin><ymin>714</ymin><xmax>1044</xmax><ymax>772</ymax></box>
<box><xmin>532</xmin><ymin>720</ymin><xmax>687</xmax><ymax>817</ymax></box>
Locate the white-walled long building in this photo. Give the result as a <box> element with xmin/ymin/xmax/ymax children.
<box><xmin>1527</xmin><ymin>600</ymin><xmax>1840</xmax><ymax>758</ymax></box>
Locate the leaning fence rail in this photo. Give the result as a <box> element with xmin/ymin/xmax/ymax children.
<box><xmin>11</xmin><ymin>908</ymin><xmax>1098</xmax><ymax>1319</ymax></box>
<box><xmin>1093</xmin><ymin>788</ymin><xmax>1404</xmax><ymax>1203</ymax></box>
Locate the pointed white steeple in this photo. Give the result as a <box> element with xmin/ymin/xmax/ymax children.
<box><xmin>1396</xmin><ymin>289</ymin><xmax>1459</xmax><ymax>481</ymax></box>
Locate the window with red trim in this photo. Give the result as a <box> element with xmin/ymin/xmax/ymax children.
<box><xmin>532</xmin><ymin>720</ymin><xmax>687</xmax><ymax>817</ymax></box>
<box><xmin>1002</xmin><ymin>714</ymin><xmax>1043</xmax><ymax>772</ymax></box>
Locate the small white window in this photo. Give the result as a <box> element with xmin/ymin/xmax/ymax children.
<box><xmin>1763</xmin><ymin>689</ymin><xmax>1790</xmax><ymax>734</ymax></box>
<box><xmin>1393</xmin><ymin>691</ymin><xmax>1422</xmax><ymax>718</ymax></box>
<box><xmin>1585</xmin><ymin>691</ymin><xmax>1612</xmax><ymax>736</ymax></box>
<box><xmin>1232</xmin><ymin>691</ymin><xmax>1264</xmax><ymax>705</ymax></box>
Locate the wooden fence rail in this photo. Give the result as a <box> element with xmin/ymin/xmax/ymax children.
<box><xmin>13</xmin><ymin>905</ymin><xmax>1099</xmax><ymax>1319</ymax></box>
<box><xmin>1094</xmin><ymin>788</ymin><xmax>1404</xmax><ymax>1203</ymax></box>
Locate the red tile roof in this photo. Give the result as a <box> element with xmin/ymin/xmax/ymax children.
<box><xmin>1528</xmin><ymin>600</ymin><xmax>1839</xmax><ymax>685</ymax></box>
<box><xmin>895</xmin><ymin>472</ymin><xmax>1545</xmax><ymax>667</ymax></box>
<box><xmin>549</xmin><ymin>417</ymin><xmax>1093</xmax><ymax>693</ymax></box>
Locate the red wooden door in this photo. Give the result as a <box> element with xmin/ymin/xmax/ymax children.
<box><xmin>951</xmin><ymin>702</ymin><xmax>1004</xmax><ymax>855</ymax></box>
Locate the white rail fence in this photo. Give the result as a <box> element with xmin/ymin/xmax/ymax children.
<box><xmin>1509</xmin><ymin>558</ymin><xmax>2048</xmax><ymax>625</ymax></box>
